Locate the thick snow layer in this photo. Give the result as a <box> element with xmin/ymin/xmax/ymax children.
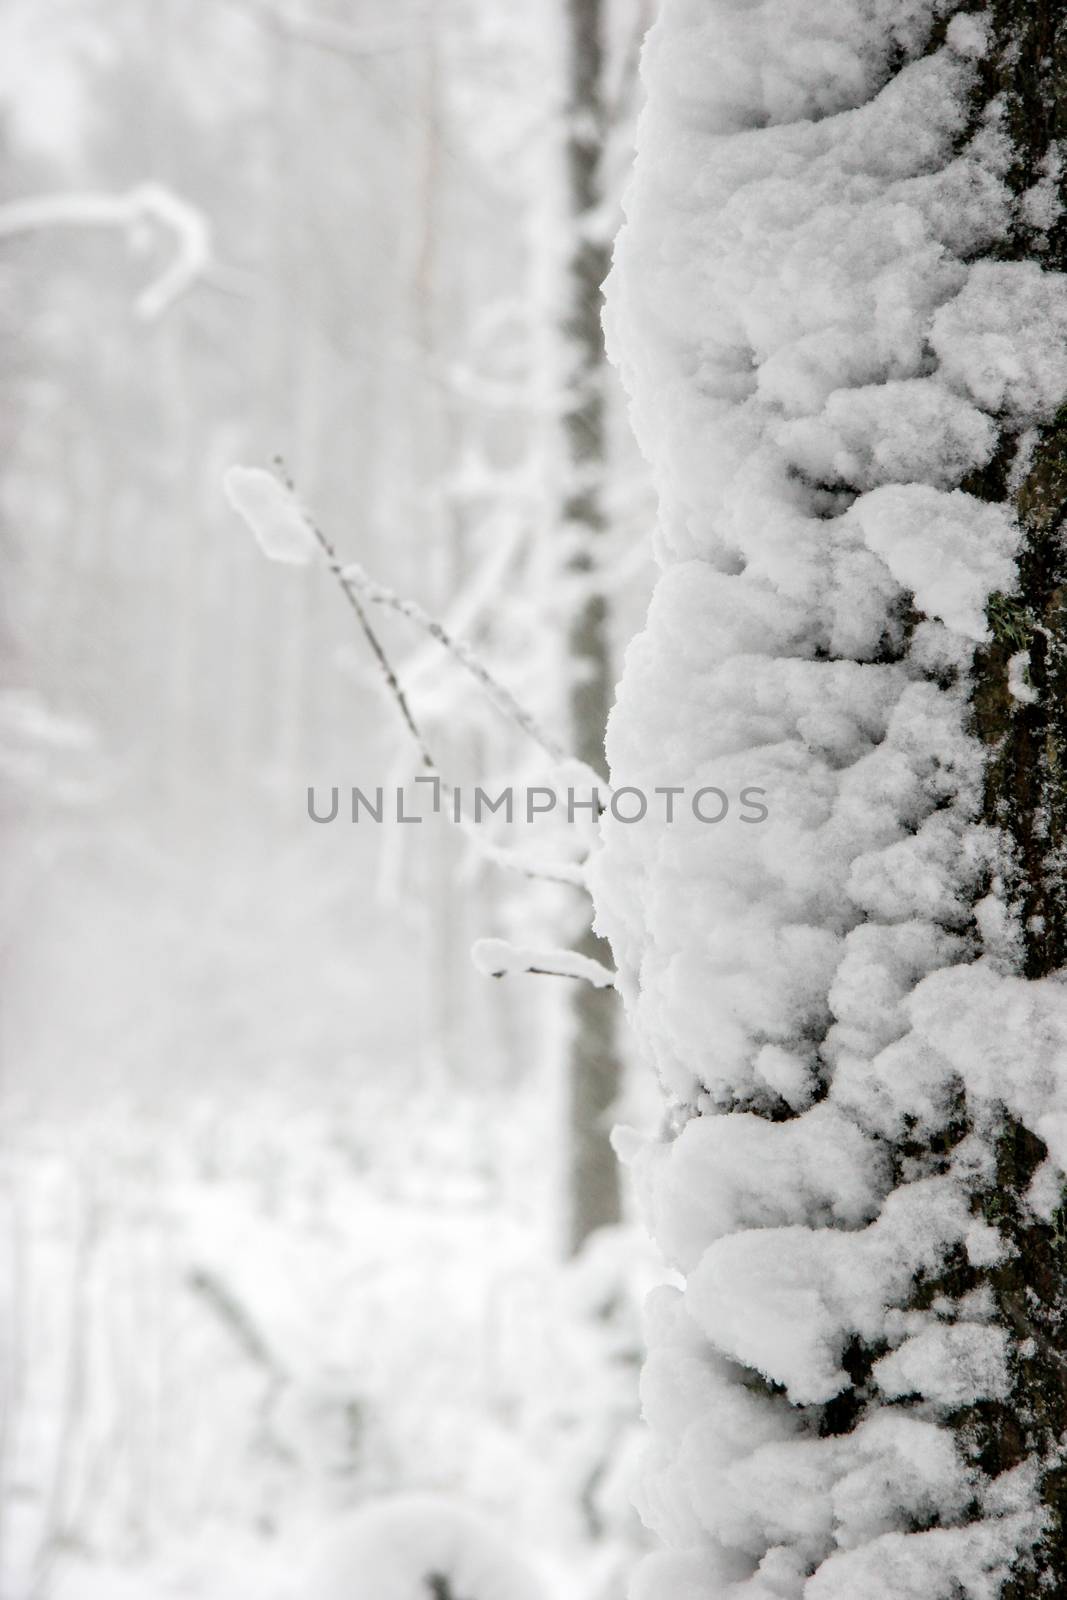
<box><xmin>685</xmin><ymin>1176</ymin><xmax>972</xmax><ymax>1405</ymax></box>
<box><xmin>873</xmin><ymin>1321</ymin><xmax>1011</xmax><ymax>1406</ymax></box>
<box><xmin>930</xmin><ymin>261</ymin><xmax>1067</xmax><ymax>423</ymax></box>
<box><xmin>910</xmin><ymin>964</ymin><xmax>1067</xmax><ymax>1178</ymax></box>
<box><xmin>804</xmin><ymin>1512</ymin><xmax>1041</xmax><ymax>1600</ymax></box>
<box><xmin>849</xmin><ymin>486</ymin><xmax>1019</xmax><ymax>642</ymax></box>
<box><xmin>595</xmin><ymin>0</ymin><xmax>1067</xmax><ymax>1591</ymax></box>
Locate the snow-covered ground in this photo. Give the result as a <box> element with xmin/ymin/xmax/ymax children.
<box><xmin>0</xmin><ymin>1084</ymin><xmax>655</xmax><ymax>1600</ymax></box>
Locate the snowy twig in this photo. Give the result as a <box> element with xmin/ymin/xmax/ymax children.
<box><xmin>286</xmin><ymin>482</ymin><xmax>444</xmax><ymax>786</ymax></box>
<box><xmin>397</xmin><ymin>517</ymin><xmax>526</xmax><ymax>693</ymax></box>
<box><xmin>224</xmin><ymin>463</ymin><xmax>598</xmax><ymax>890</ymax></box>
<box><xmin>0</xmin><ymin>183</ymin><xmax>212</xmax><ymax>319</ymax></box>
<box><xmin>225</xmin><ymin>461</ymin><xmax>588</xmax><ymax>781</ymax></box>
<box><xmin>461</xmin><ymin>836</ymin><xmax>587</xmax><ymax>889</ymax></box>
<box><xmin>341</xmin><ymin>560</ymin><xmax>571</xmax><ymax>769</ymax></box>
<box><xmin>472</xmin><ymin>937</ymin><xmax>616</xmax><ymax>989</ymax></box>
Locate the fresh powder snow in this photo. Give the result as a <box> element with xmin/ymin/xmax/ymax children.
<box><xmin>592</xmin><ymin>0</ymin><xmax>1067</xmax><ymax>1593</ymax></box>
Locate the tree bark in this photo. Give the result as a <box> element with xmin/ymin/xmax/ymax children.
<box><xmin>962</xmin><ymin>2</ymin><xmax>1067</xmax><ymax>1581</ymax></box>
<box><xmin>597</xmin><ymin>0</ymin><xmax>1067</xmax><ymax>1589</ymax></box>
<box><xmin>799</xmin><ymin>5</ymin><xmax>1067</xmax><ymax>1580</ymax></box>
<box><xmin>560</xmin><ymin>0</ymin><xmax>622</xmax><ymax>1254</ymax></box>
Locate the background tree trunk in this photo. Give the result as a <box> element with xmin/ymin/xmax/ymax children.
<box><xmin>560</xmin><ymin>0</ymin><xmax>623</xmax><ymax>1255</ymax></box>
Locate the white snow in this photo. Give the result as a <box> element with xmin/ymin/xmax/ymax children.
<box><xmin>930</xmin><ymin>261</ymin><xmax>1067</xmax><ymax>424</ymax></box>
<box><xmin>0</xmin><ymin>1090</ymin><xmax>654</xmax><ymax>1600</ymax></box>
<box><xmin>849</xmin><ymin>486</ymin><xmax>1019</xmax><ymax>642</ymax></box>
<box><xmin>873</xmin><ymin>1322</ymin><xmax>1011</xmax><ymax>1406</ymax></box>
<box><xmin>471</xmin><ymin>937</ymin><xmax>616</xmax><ymax>988</ymax></box>
<box><xmin>594</xmin><ymin>0</ymin><xmax>1067</xmax><ymax>1591</ymax></box>
<box><xmin>307</xmin><ymin>1495</ymin><xmax>547</xmax><ymax>1600</ymax></box>
<box><xmin>1007</xmin><ymin>648</ymin><xmax>1038</xmax><ymax>704</ymax></box>
<box><xmin>685</xmin><ymin>1177</ymin><xmax>973</xmax><ymax>1406</ymax></box>
<box><xmin>910</xmin><ymin>964</ymin><xmax>1067</xmax><ymax>1180</ymax></box>
<box><xmin>223</xmin><ymin>465</ymin><xmax>320</xmax><ymax>565</ymax></box>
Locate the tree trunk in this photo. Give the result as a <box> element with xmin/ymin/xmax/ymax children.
<box><xmin>597</xmin><ymin>0</ymin><xmax>1067</xmax><ymax>1590</ymax></box>
<box><xmin>560</xmin><ymin>0</ymin><xmax>622</xmax><ymax>1254</ymax></box>
<box><xmin>960</xmin><ymin>2</ymin><xmax>1067</xmax><ymax>1582</ymax></box>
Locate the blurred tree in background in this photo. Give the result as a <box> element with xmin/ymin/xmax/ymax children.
<box><xmin>0</xmin><ymin>1</ymin><xmax>655</xmax><ymax>1596</ymax></box>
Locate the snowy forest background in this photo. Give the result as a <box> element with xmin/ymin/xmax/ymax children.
<box><xmin>0</xmin><ymin>3</ymin><xmax>661</xmax><ymax>1596</ymax></box>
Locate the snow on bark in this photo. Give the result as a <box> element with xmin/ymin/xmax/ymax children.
<box><xmin>594</xmin><ymin>0</ymin><xmax>1067</xmax><ymax>1593</ymax></box>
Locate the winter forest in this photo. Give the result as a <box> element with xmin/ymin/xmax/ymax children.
<box><xmin>4</xmin><ymin>0</ymin><xmax>1067</xmax><ymax>1597</ymax></box>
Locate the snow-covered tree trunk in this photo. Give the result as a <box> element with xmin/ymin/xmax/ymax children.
<box><xmin>561</xmin><ymin>0</ymin><xmax>624</xmax><ymax>1253</ymax></box>
<box><xmin>595</xmin><ymin>1</ymin><xmax>1067</xmax><ymax>1593</ymax></box>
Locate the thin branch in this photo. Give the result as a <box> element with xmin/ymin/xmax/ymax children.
<box><xmin>464</xmin><ymin>837</ymin><xmax>587</xmax><ymax>889</ymax></box>
<box><xmin>472</xmin><ymin>937</ymin><xmax>617</xmax><ymax>989</ymax></box>
<box><xmin>341</xmin><ymin>560</ymin><xmax>571</xmax><ymax>768</ymax></box>
<box><xmin>186</xmin><ymin>1268</ymin><xmax>293</xmax><ymax>1463</ymax></box>
<box><xmin>272</xmin><ymin>460</ymin><xmax>440</xmax><ymax>779</ymax></box>
<box><xmin>397</xmin><ymin>516</ymin><xmax>526</xmax><ymax>692</ymax></box>
<box><xmin>271</xmin><ymin>463</ymin><xmax>596</xmax><ymax>889</ymax></box>
<box><xmin>0</xmin><ymin>183</ymin><xmax>212</xmax><ymax>319</ymax></box>
<box><xmin>186</xmin><ymin>1268</ymin><xmax>285</xmax><ymax>1379</ymax></box>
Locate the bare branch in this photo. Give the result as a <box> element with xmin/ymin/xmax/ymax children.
<box><xmin>341</xmin><ymin>560</ymin><xmax>572</xmax><ymax>769</ymax></box>
<box><xmin>270</xmin><ymin>463</ymin><xmax>596</xmax><ymax>890</ymax></box>
<box><xmin>265</xmin><ymin>461</ymin><xmax>444</xmax><ymax>782</ymax></box>
<box><xmin>186</xmin><ymin>1268</ymin><xmax>285</xmax><ymax>1379</ymax></box>
<box><xmin>461</xmin><ymin>835</ymin><xmax>588</xmax><ymax>889</ymax></box>
<box><xmin>397</xmin><ymin>517</ymin><xmax>526</xmax><ymax>692</ymax></box>
<box><xmin>0</xmin><ymin>183</ymin><xmax>212</xmax><ymax>319</ymax></box>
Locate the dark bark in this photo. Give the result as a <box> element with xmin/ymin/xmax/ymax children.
<box><xmin>941</xmin><ymin>4</ymin><xmax>1067</xmax><ymax>1585</ymax></box>
<box><xmin>968</xmin><ymin>0</ymin><xmax>1067</xmax><ymax>976</ymax></box>
<box><xmin>715</xmin><ymin>4</ymin><xmax>1067</xmax><ymax>1582</ymax></box>
<box><xmin>560</xmin><ymin>0</ymin><xmax>623</xmax><ymax>1253</ymax></box>
<box><xmin>425</xmin><ymin>1576</ymin><xmax>459</xmax><ymax>1600</ymax></box>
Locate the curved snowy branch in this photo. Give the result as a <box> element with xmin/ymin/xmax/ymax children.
<box><xmin>472</xmin><ymin>938</ymin><xmax>616</xmax><ymax>989</ymax></box>
<box><xmin>223</xmin><ymin>464</ymin><xmax>601</xmax><ymax>890</ymax></box>
<box><xmin>222</xmin><ymin>463</ymin><xmax>594</xmax><ymax>778</ymax></box>
<box><xmin>459</xmin><ymin>835</ymin><xmax>588</xmax><ymax>889</ymax></box>
<box><xmin>0</xmin><ymin>183</ymin><xmax>212</xmax><ymax>319</ymax></box>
